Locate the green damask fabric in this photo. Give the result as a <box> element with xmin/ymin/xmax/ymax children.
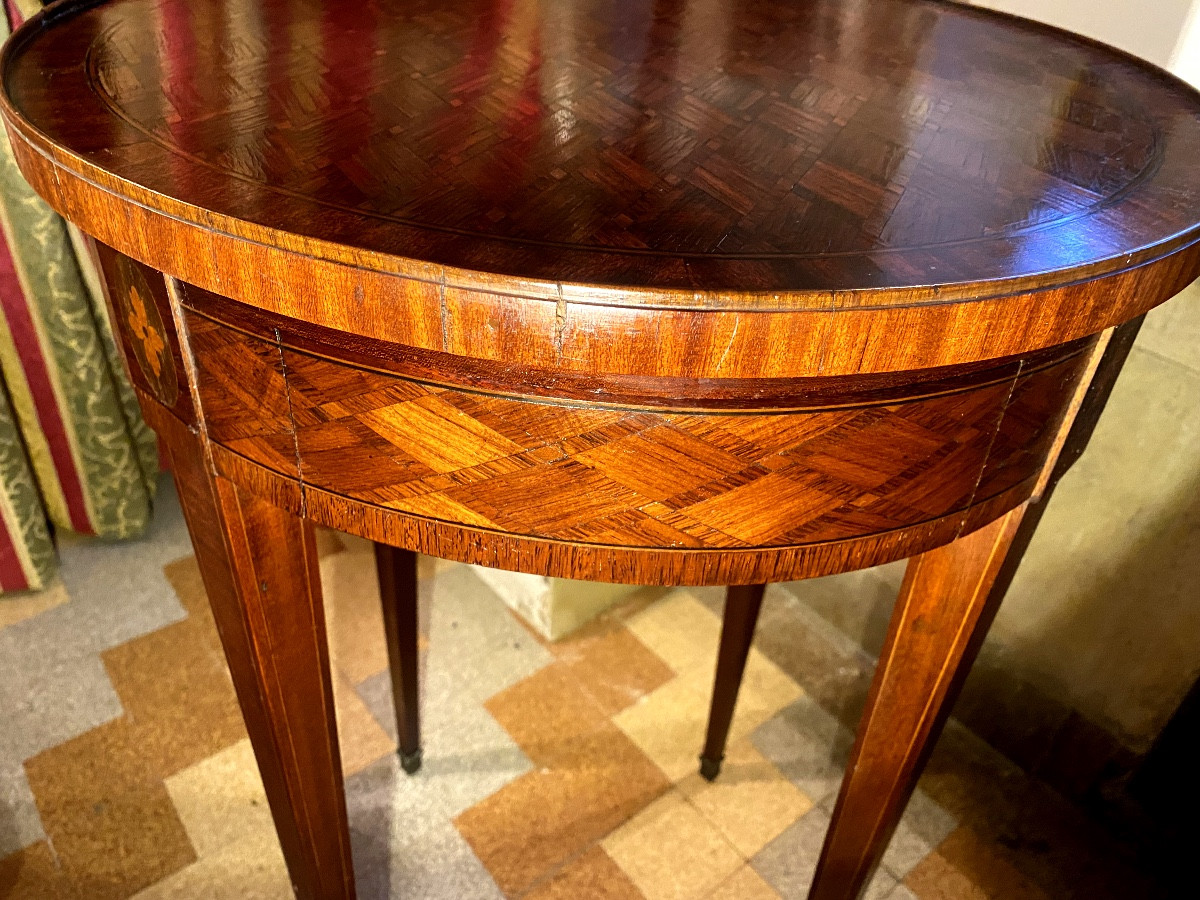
<box><xmin>0</xmin><ymin>380</ymin><xmax>53</xmax><ymax>590</ymax></box>
<box><xmin>0</xmin><ymin>1</ymin><xmax>158</xmax><ymax>594</ymax></box>
<box><xmin>69</xmin><ymin>224</ymin><xmax>161</xmax><ymax>509</ymax></box>
<box><xmin>0</xmin><ymin>94</ymin><xmax>157</xmax><ymax>539</ymax></box>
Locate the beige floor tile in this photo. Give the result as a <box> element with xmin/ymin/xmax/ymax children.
<box><xmin>130</xmin><ymin>827</ymin><xmax>290</xmax><ymax>900</ymax></box>
<box><xmin>320</xmin><ymin>543</ymin><xmax>391</xmax><ymax>685</ymax></box>
<box><xmin>553</xmin><ymin>622</ymin><xmax>676</xmax><ymax>717</ymax></box>
<box><xmin>161</xmin><ymin>557</ymin><xmax>224</xmax><ymax>659</ymax></box>
<box><xmin>484</xmin><ymin>662</ymin><xmax>612</xmax><ymax>768</ymax></box>
<box><xmin>0</xmin><ymin>578</ymin><xmax>69</xmax><ymax>629</ymax></box>
<box><xmin>726</xmin><ymin>652</ymin><xmax>804</xmax><ymax>745</ymax></box>
<box><xmin>706</xmin><ymin>865</ymin><xmax>779</xmax><ymax>900</ymax></box>
<box><xmin>625</xmin><ymin>592</ymin><xmax>722</xmax><ymax>676</ymax></box>
<box><xmin>163</xmin><ymin>739</ymin><xmax>276</xmax><ymax>859</ymax></box>
<box><xmin>612</xmin><ymin>672</ymin><xmax>714</xmax><ymax>782</ymax></box>
<box><xmin>332</xmin><ymin>671</ymin><xmax>397</xmax><ymax>777</ymax></box>
<box><xmin>678</xmin><ymin>740</ymin><xmax>813</xmax><ymax>858</ymax></box>
<box><xmin>604</xmin><ymin>791</ymin><xmax>744</xmax><ymax>900</ymax></box>
<box><xmin>614</xmin><ymin>651</ymin><xmax>801</xmax><ymax>784</ymax></box>
<box><xmin>24</xmin><ymin>717</ymin><xmax>196</xmax><ymax>900</ymax></box>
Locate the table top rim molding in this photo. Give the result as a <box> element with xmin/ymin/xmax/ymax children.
<box><xmin>3</xmin><ymin>0</ymin><xmax>1200</xmax><ymax>382</ymax></box>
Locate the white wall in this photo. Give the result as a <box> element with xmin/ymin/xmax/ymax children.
<box><xmin>969</xmin><ymin>0</ymin><xmax>1195</xmax><ymax>67</ymax></box>
<box><xmin>1171</xmin><ymin>1</ymin><xmax>1200</xmax><ymax>85</ymax></box>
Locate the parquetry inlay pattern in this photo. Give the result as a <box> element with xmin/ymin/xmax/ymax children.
<box><xmin>186</xmin><ymin>311</ymin><xmax>1087</xmax><ymax>551</ymax></box>
<box><xmin>11</xmin><ymin>0</ymin><xmax>1197</xmax><ymax>292</ymax></box>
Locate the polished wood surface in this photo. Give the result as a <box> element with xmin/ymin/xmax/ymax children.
<box><xmin>811</xmin><ymin>506</ymin><xmax>1026</xmax><ymax>899</ymax></box>
<box><xmin>374</xmin><ymin>544</ymin><xmax>423</xmax><ymax>774</ymax></box>
<box><xmin>5</xmin><ymin>1</ymin><xmax>1199</xmax><ymax>898</ymax></box>
<box><xmin>177</xmin><ymin>287</ymin><xmax>1090</xmax><ymax>585</ymax></box>
<box><xmin>4</xmin><ymin>0</ymin><xmax>1200</xmax><ymax>381</ymax></box>
<box><xmin>153</xmin><ymin>404</ymin><xmax>354</xmax><ymax>900</ymax></box>
<box><xmin>701</xmin><ymin>583</ymin><xmax>766</xmax><ymax>781</ymax></box>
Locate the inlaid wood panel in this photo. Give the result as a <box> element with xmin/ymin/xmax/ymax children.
<box><xmin>182</xmin><ymin>313</ymin><xmax>299</xmax><ymax>479</ymax></box>
<box><xmin>974</xmin><ymin>358</ymin><xmax>1090</xmax><ymax>504</ymax></box>
<box><xmin>92</xmin><ymin>242</ymin><xmax>191</xmax><ymax>422</ymax></box>
<box><xmin>182</xmin><ymin>308</ymin><xmax>1089</xmax><ymax>558</ymax></box>
<box><xmin>178</xmin><ymin>282</ymin><xmax>1087</xmax><ymax>412</ymax></box>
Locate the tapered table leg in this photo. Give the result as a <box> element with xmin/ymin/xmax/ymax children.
<box><xmin>164</xmin><ymin>419</ymin><xmax>355</xmax><ymax>900</ymax></box>
<box><xmin>374</xmin><ymin>543</ymin><xmax>422</xmax><ymax>774</ymax></box>
<box><xmin>809</xmin><ymin>506</ymin><xmax>1026</xmax><ymax>900</ymax></box>
<box><xmin>700</xmin><ymin>583</ymin><xmax>766</xmax><ymax>780</ymax></box>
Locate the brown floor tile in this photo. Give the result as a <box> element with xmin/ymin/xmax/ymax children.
<box><xmin>904</xmin><ymin>848</ymin><xmax>989</xmax><ymax>900</ymax></box>
<box><xmin>0</xmin><ymin>840</ymin><xmax>76</xmax><ymax>900</ymax></box>
<box><xmin>102</xmin><ymin>616</ymin><xmax>246</xmax><ymax>779</ymax></box>
<box><xmin>456</xmin><ymin>750</ymin><xmax>669</xmax><ymax>897</ymax></box>
<box><xmin>552</xmin><ymin>623</ymin><xmax>676</xmax><ymax>717</ymax></box>
<box><xmin>485</xmin><ymin>661</ymin><xmax>616</xmax><ymax>768</ymax></box>
<box><xmin>603</xmin><ymin>790</ymin><xmax>743</xmax><ymax>900</ymax></box>
<box><xmin>11</xmin><ymin>518</ymin><xmax>1173</xmax><ymax>900</ymax></box>
<box><xmin>523</xmin><ymin>845</ymin><xmax>645</xmax><ymax>900</ymax></box>
<box><xmin>907</xmin><ymin>827</ymin><xmax>1050</xmax><ymax>900</ymax></box>
<box><xmin>460</xmin><ymin>662</ymin><xmax>670</xmax><ymax>895</ymax></box>
<box><xmin>162</xmin><ymin>557</ymin><xmax>226</xmax><ymax>659</ymax></box>
<box><xmin>23</xmin><ymin>717</ymin><xmax>196</xmax><ymax>900</ymax></box>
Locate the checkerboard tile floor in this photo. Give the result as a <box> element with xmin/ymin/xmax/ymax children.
<box><xmin>0</xmin><ymin>479</ymin><xmax>1165</xmax><ymax>898</ymax></box>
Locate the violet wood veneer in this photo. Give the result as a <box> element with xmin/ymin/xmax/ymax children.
<box><xmin>3</xmin><ymin>0</ymin><xmax>1199</xmax><ymax>897</ymax></box>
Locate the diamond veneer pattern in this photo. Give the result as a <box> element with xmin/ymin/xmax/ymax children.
<box><xmin>187</xmin><ymin>311</ymin><xmax>1083</xmax><ymax>552</ymax></box>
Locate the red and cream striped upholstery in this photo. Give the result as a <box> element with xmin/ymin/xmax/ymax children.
<box><xmin>0</xmin><ymin>0</ymin><xmax>159</xmax><ymax>592</ymax></box>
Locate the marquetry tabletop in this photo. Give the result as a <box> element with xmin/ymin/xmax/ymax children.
<box><xmin>5</xmin><ymin>0</ymin><xmax>1200</xmax><ymax>381</ymax></box>
<box><xmin>4</xmin><ymin>1</ymin><xmax>1199</xmax><ymax>899</ymax></box>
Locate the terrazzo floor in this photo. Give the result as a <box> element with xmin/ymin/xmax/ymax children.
<box><xmin>0</xmin><ymin>477</ymin><xmax>1172</xmax><ymax>898</ymax></box>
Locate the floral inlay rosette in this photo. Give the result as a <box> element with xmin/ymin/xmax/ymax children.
<box><xmin>116</xmin><ymin>260</ymin><xmax>178</xmax><ymax>407</ymax></box>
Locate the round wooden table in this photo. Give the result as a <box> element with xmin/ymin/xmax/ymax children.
<box><xmin>4</xmin><ymin>0</ymin><xmax>1199</xmax><ymax>897</ymax></box>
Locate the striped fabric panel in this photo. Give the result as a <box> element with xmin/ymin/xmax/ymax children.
<box><xmin>9</xmin><ymin>1</ymin><xmax>37</xmax><ymax>27</ymax></box>
<box><xmin>69</xmin><ymin>225</ymin><xmax>161</xmax><ymax>494</ymax></box>
<box><xmin>0</xmin><ymin>210</ymin><xmax>96</xmax><ymax>534</ymax></box>
<box><xmin>0</xmin><ymin>379</ymin><xmax>54</xmax><ymax>592</ymax></box>
<box><xmin>0</xmin><ymin>0</ymin><xmax>156</xmax><ymax>573</ymax></box>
